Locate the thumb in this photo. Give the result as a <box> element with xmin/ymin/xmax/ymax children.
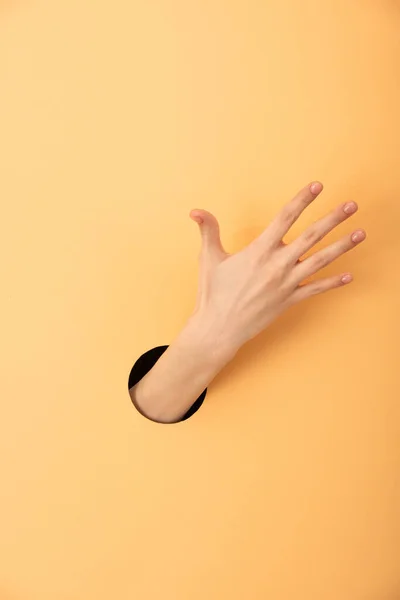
<box><xmin>189</xmin><ymin>208</ymin><xmax>227</xmax><ymax>262</ymax></box>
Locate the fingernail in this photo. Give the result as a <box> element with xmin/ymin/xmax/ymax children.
<box><xmin>351</xmin><ymin>230</ymin><xmax>366</xmax><ymax>243</ymax></box>
<box><xmin>343</xmin><ymin>201</ymin><xmax>358</xmax><ymax>214</ymax></box>
<box><xmin>310</xmin><ymin>181</ymin><xmax>323</xmax><ymax>195</ymax></box>
<box><xmin>341</xmin><ymin>273</ymin><xmax>353</xmax><ymax>284</ymax></box>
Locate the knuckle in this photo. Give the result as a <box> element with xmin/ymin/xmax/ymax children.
<box><xmin>274</xmin><ymin>250</ymin><xmax>291</xmax><ymax>272</ymax></box>
<box><xmin>265</xmin><ymin>266</ymin><xmax>282</xmax><ymax>285</ymax></box>
<box><xmin>300</xmin><ymin>192</ymin><xmax>313</xmax><ymax>206</ymax></box>
<box><xmin>336</xmin><ymin>241</ymin><xmax>350</xmax><ymax>257</ymax></box>
<box><xmin>281</xmin><ymin>277</ymin><xmax>296</xmax><ymax>295</ymax></box>
<box><xmin>282</xmin><ymin>208</ymin><xmax>296</xmax><ymax>227</ymax></box>
<box><xmin>313</xmin><ymin>253</ymin><xmax>328</xmax><ymax>269</ymax></box>
<box><xmin>247</xmin><ymin>241</ymin><xmax>268</xmax><ymax>267</ymax></box>
<box><xmin>311</xmin><ymin>283</ymin><xmax>325</xmax><ymax>295</ymax></box>
<box><xmin>303</xmin><ymin>227</ymin><xmax>320</xmax><ymax>245</ymax></box>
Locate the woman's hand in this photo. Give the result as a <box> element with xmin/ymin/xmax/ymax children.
<box><xmin>189</xmin><ymin>181</ymin><xmax>366</xmax><ymax>351</ymax></box>
<box><xmin>130</xmin><ymin>181</ymin><xmax>366</xmax><ymax>423</ymax></box>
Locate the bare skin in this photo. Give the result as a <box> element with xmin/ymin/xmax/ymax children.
<box><xmin>129</xmin><ymin>181</ymin><xmax>366</xmax><ymax>423</ymax></box>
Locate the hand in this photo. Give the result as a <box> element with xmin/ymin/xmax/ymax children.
<box><xmin>130</xmin><ymin>181</ymin><xmax>366</xmax><ymax>424</ymax></box>
<box><xmin>189</xmin><ymin>181</ymin><xmax>366</xmax><ymax>351</ymax></box>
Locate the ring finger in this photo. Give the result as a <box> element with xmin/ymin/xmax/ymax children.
<box><xmin>290</xmin><ymin>228</ymin><xmax>366</xmax><ymax>284</ymax></box>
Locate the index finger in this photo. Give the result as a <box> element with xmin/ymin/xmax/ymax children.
<box><xmin>255</xmin><ymin>181</ymin><xmax>324</xmax><ymax>249</ymax></box>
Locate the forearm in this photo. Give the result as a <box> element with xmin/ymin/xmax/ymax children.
<box><xmin>129</xmin><ymin>312</ymin><xmax>240</xmax><ymax>423</ymax></box>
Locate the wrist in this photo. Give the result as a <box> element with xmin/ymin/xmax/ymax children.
<box><xmin>130</xmin><ymin>312</ymin><xmax>239</xmax><ymax>424</ymax></box>
<box><xmin>182</xmin><ymin>309</ymin><xmax>241</xmax><ymax>367</ymax></box>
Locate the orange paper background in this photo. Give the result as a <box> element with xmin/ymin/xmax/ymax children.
<box><xmin>1</xmin><ymin>1</ymin><xmax>399</xmax><ymax>599</ymax></box>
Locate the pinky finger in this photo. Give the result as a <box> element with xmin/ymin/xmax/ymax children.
<box><xmin>290</xmin><ymin>272</ymin><xmax>353</xmax><ymax>304</ymax></box>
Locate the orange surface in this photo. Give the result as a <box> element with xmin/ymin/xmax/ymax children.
<box><xmin>1</xmin><ymin>1</ymin><xmax>400</xmax><ymax>599</ymax></box>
